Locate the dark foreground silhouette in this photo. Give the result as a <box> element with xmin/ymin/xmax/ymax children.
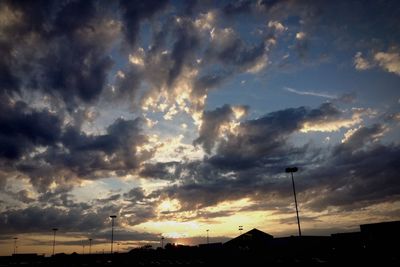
<box><xmin>1</xmin><ymin>220</ymin><xmax>399</xmax><ymax>266</ymax></box>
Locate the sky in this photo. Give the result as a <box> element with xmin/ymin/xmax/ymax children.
<box><xmin>0</xmin><ymin>0</ymin><xmax>400</xmax><ymax>256</ymax></box>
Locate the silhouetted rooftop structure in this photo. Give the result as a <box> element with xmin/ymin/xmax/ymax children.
<box><xmin>360</xmin><ymin>220</ymin><xmax>400</xmax><ymax>259</ymax></box>
<box><xmin>360</xmin><ymin>220</ymin><xmax>400</xmax><ymax>236</ymax></box>
<box><xmin>223</xmin><ymin>228</ymin><xmax>273</xmax><ymax>250</ymax></box>
<box><xmin>331</xmin><ymin>231</ymin><xmax>363</xmax><ymax>250</ymax></box>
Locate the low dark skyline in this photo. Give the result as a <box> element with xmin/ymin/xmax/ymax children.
<box><xmin>0</xmin><ymin>0</ymin><xmax>399</xmax><ymax>255</ymax></box>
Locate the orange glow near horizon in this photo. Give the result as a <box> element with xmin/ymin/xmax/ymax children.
<box><xmin>1</xmin><ymin>199</ymin><xmax>400</xmax><ymax>256</ymax></box>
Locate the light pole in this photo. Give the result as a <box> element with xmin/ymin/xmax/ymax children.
<box><xmin>161</xmin><ymin>236</ymin><xmax>164</xmax><ymax>249</ymax></box>
<box><xmin>52</xmin><ymin>228</ymin><xmax>58</xmax><ymax>256</ymax></box>
<box><xmin>13</xmin><ymin>237</ymin><xmax>18</xmax><ymax>254</ymax></box>
<box><xmin>286</xmin><ymin>167</ymin><xmax>302</xmax><ymax>237</ymax></box>
<box><xmin>206</xmin><ymin>229</ymin><xmax>209</xmax><ymax>244</ymax></box>
<box><xmin>89</xmin><ymin>238</ymin><xmax>92</xmax><ymax>254</ymax></box>
<box><xmin>110</xmin><ymin>215</ymin><xmax>117</xmax><ymax>254</ymax></box>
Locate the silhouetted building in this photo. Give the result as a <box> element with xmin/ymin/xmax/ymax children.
<box><xmin>198</xmin><ymin>242</ymin><xmax>223</xmax><ymax>250</ymax></box>
<box><xmin>331</xmin><ymin>231</ymin><xmax>363</xmax><ymax>251</ymax></box>
<box><xmin>270</xmin><ymin>236</ymin><xmax>331</xmax><ymax>261</ymax></box>
<box><xmin>360</xmin><ymin>220</ymin><xmax>400</xmax><ymax>259</ymax></box>
<box><xmin>224</xmin><ymin>228</ymin><xmax>273</xmax><ymax>251</ymax></box>
<box><xmin>360</xmin><ymin>220</ymin><xmax>400</xmax><ymax>244</ymax></box>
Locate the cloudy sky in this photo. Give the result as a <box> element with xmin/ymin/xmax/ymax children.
<box><xmin>1</xmin><ymin>0</ymin><xmax>400</xmax><ymax>255</ymax></box>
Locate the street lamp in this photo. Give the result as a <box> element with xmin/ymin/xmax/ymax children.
<box><xmin>89</xmin><ymin>238</ymin><xmax>92</xmax><ymax>254</ymax></box>
<box><xmin>13</xmin><ymin>237</ymin><xmax>18</xmax><ymax>254</ymax></box>
<box><xmin>206</xmin><ymin>229</ymin><xmax>209</xmax><ymax>244</ymax></box>
<box><xmin>285</xmin><ymin>167</ymin><xmax>302</xmax><ymax>236</ymax></box>
<box><xmin>161</xmin><ymin>236</ymin><xmax>165</xmax><ymax>249</ymax></box>
<box><xmin>52</xmin><ymin>228</ymin><xmax>58</xmax><ymax>256</ymax></box>
<box><xmin>109</xmin><ymin>215</ymin><xmax>117</xmax><ymax>254</ymax></box>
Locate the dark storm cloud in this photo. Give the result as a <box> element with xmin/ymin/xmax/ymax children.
<box><xmin>194</xmin><ymin>104</ymin><xmax>248</xmax><ymax>154</ymax></box>
<box><xmin>139</xmin><ymin>161</ymin><xmax>181</xmax><ymax>180</ymax></box>
<box><xmin>15</xmin><ymin>117</ymin><xmax>150</xmax><ymax>193</ymax></box>
<box><xmin>2</xmin><ymin>189</ymin><xmax>37</xmax><ymax>205</ymax></box>
<box><xmin>208</xmin><ymin>102</ymin><xmax>340</xmax><ymax>169</ymax></box>
<box><xmin>96</xmin><ymin>194</ymin><xmax>121</xmax><ymax>204</ymax></box>
<box><xmin>0</xmin><ymin>206</ymin><xmax>106</xmax><ymax>234</ymax></box>
<box><xmin>0</xmin><ymin>196</ymin><xmax>157</xmax><ymax>236</ymax></box>
<box><xmin>37</xmin><ymin>38</ymin><xmax>114</xmax><ymax>106</ymax></box>
<box><xmin>114</xmin><ymin>66</ymin><xmax>142</xmax><ymax>103</ymax></box>
<box><xmin>119</xmin><ymin>0</ymin><xmax>168</xmax><ymax>46</ymax></box>
<box><xmin>192</xmin><ymin>71</ymin><xmax>232</xmax><ymax>97</ymax></box>
<box><xmin>206</xmin><ymin>35</ymin><xmax>267</xmax><ymax>72</ymax></box>
<box><xmin>0</xmin><ymin>0</ymin><xmax>174</xmax><ymax>109</ymax></box>
<box><xmin>107</xmin><ymin>2</ymin><xmax>276</xmax><ymax>115</ymax></box>
<box><xmin>0</xmin><ymin>0</ymin><xmax>118</xmax><ymax>106</ymax></box>
<box><xmin>150</xmin><ymin>159</ymin><xmax>294</xmax><ymax>211</ymax></box>
<box><xmin>0</xmin><ymin>54</ymin><xmax>19</xmax><ymax>95</ymax></box>
<box><xmin>222</xmin><ymin>0</ymin><xmax>284</xmax><ymax>16</ymax></box>
<box><xmin>223</xmin><ymin>0</ymin><xmax>253</xmax><ymax>16</ymax></box>
<box><xmin>37</xmin><ymin>185</ymin><xmax>76</xmax><ymax>205</ymax></box>
<box><xmin>167</xmin><ymin>17</ymin><xmax>201</xmax><ymax>86</ymax></box>
<box><xmin>333</xmin><ymin>123</ymin><xmax>385</xmax><ymax>154</ymax></box>
<box><xmin>0</xmin><ymin>0</ymin><xmax>172</xmax><ymax>211</ymax></box>
<box><xmin>124</xmin><ymin>187</ymin><xmax>146</xmax><ymax>202</ymax></box>
<box><xmin>0</xmin><ymin>97</ymin><xmax>150</xmax><ymax>195</ymax></box>
<box><xmin>149</xmin><ymin>105</ymin><xmax>399</xmax><ymax>216</ymax></box>
<box><xmin>304</xmin><ymin>124</ymin><xmax>400</xmax><ymax>211</ymax></box>
<box><xmin>156</xmin><ymin>143</ymin><xmax>397</xmax><ymax>216</ymax></box>
<box><xmin>0</xmin><ymin>0</ymin><xmax>56</xmax><ymax>97</ymax></box>
<box><xmin>121</xmin><ymin>187</ymin><xmax>158</xmax><ymax>225</ymax></box>
<box><xmin>114</xmin><ymin>5</ymin><xmax>273</xmax><ymax>108</ymax></box>
<box><xmin>0</xmin><ymin>99</ymin><xmax>62</xmax><ymax>160</ymax></box>
<box><xmin>122</xmin><ymin>204</ymin><xmax>156</xmax><ymax>226</ymax></box>
<box><xmin>115</xmin><ymin>14</ymin><xmax>204</xmax><ymax>104</ymax></box>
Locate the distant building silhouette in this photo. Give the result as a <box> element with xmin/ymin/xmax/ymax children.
<box><xmin>224</xmin><ymin>228</ymin><xmax>273</xmax><ymax>251</ymax></box>
<box><xmin>360</xmin><ymin>220</ymin><xmax>400</xmax><ymax>259</ymax></box>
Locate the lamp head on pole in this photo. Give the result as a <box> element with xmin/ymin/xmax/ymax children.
<box><xmin>285</xmin><ymin>167</ymin><xmax>298</xmax><ymax>173</ymax></box>
<box><xmin>52</xmin><ymin>228</ymin><xmax>58</xmax><ymax>232</ymax></box>
<box><xmin>110</xmin><ymin>215</ymin><xmax>117</xmax><ymax>219</ymax></box>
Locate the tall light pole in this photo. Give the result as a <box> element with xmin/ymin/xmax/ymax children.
<box><xmin>52</xmin><ymin>228</ymin><xmax>58</xmax><ymax>256</ymax></box>
<box><xmin>89</xmin><ymin>238</ymin><xmax>92</xmax><ymax>254</ymax></box>
<box><xmin>286</xmin><ymin>167</ymin><xmax>302</xmax><ymax>236</ymax></box>
<box><xmin>161</xmin><ymin>236</ymin><xmax>164</xmax><ymax>249</ymax></box>
<box><xmin>13</xmin><ymin>237</ymin><xmax>18</xmax><ymax>254</ymax></box>
<box><xmin>110</xmin><ymin>215</ymin><xmax>117</xmax><ymax>254</ymax></box>
<box><xmin>206</xmin><ymin>229</ymin><xmax>209</xmax><ymax>244</ymax></box>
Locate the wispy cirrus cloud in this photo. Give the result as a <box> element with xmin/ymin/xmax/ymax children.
<box><xmin>283</xmin><ymin>87</ymin><xmax>337</xmax><ymax>99</ymax></box>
